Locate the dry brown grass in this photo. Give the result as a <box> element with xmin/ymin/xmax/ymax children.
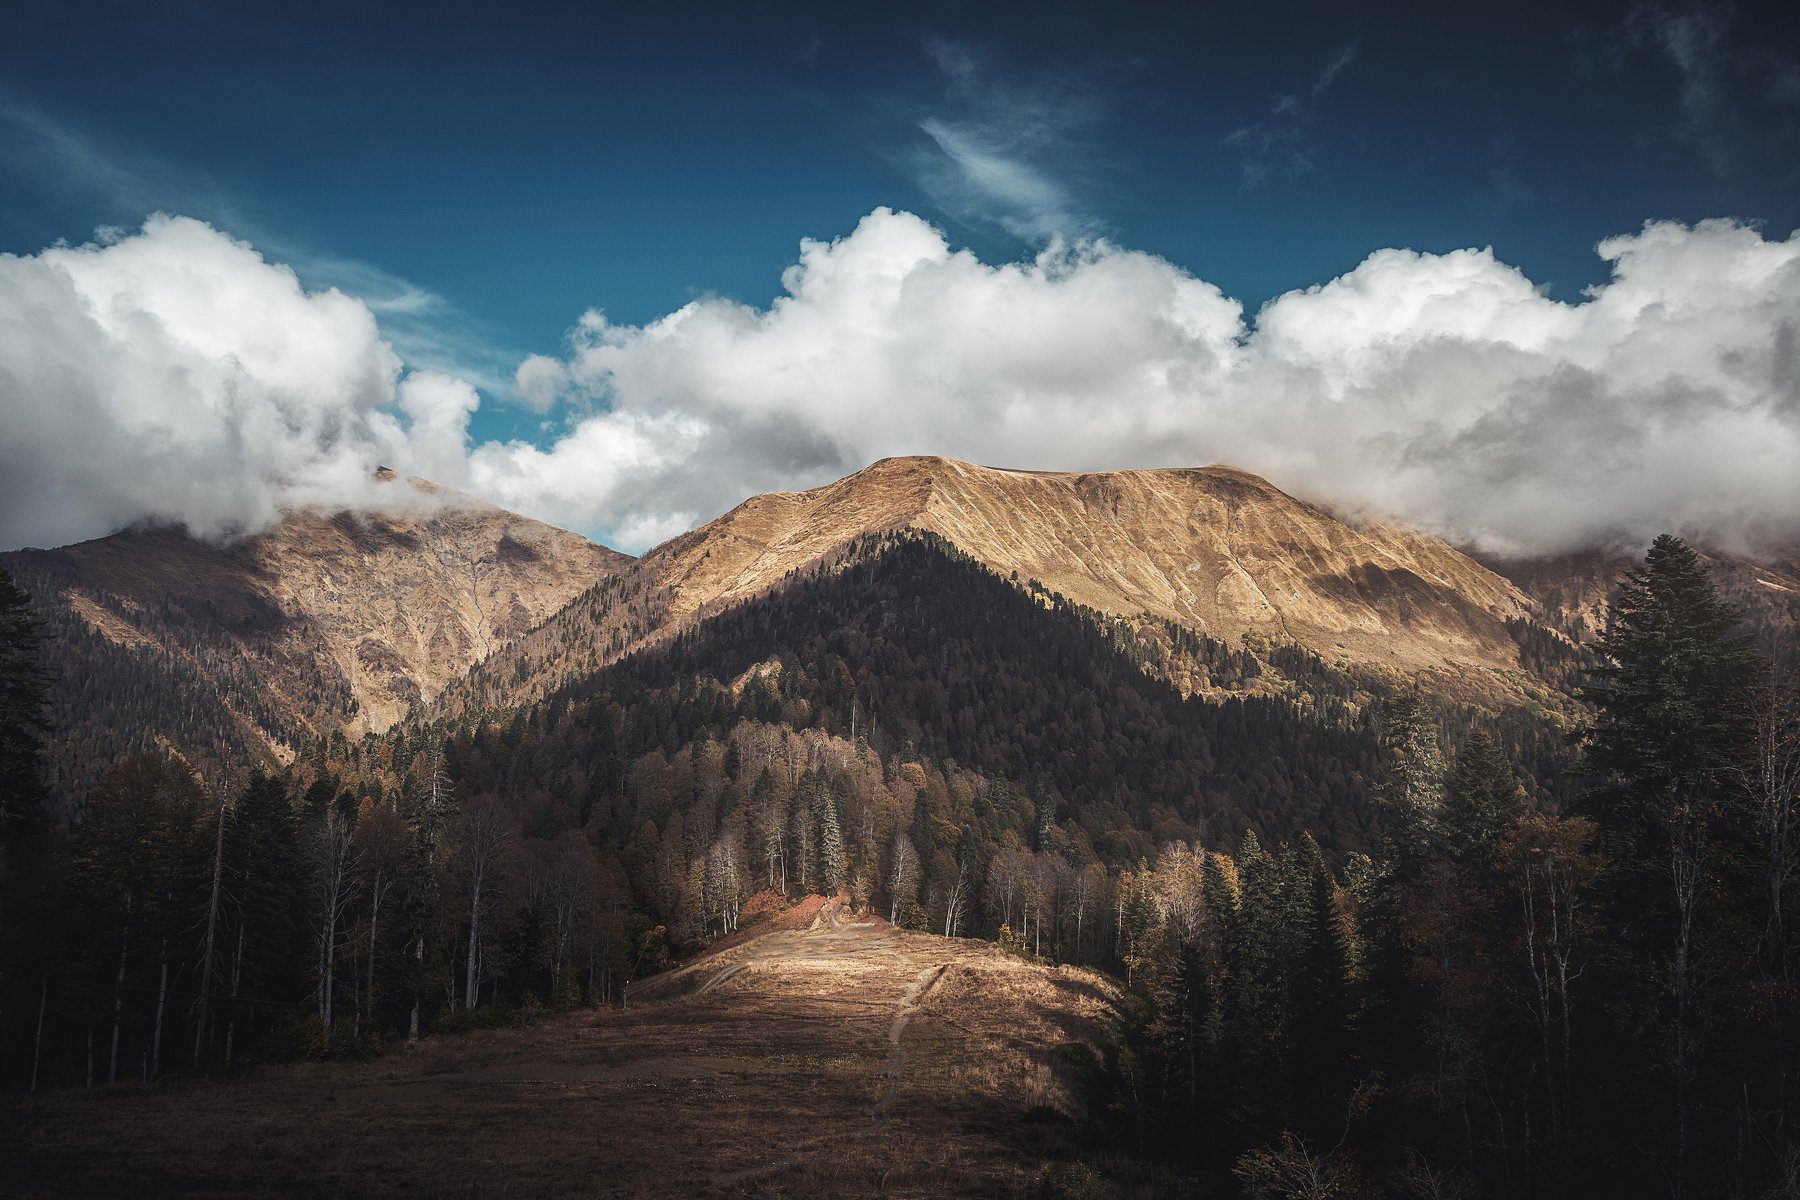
<box><xmin>7</xmin><ymin>912</ymin><xmax>1121</xmax><ymax>1199</ymax></box>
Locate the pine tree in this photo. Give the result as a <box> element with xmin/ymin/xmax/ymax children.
<box><xmin>0</xmin><ymin>567</ymin><xmax>51</xmax><ymax>1078</ymax></box>
<box><xmin>1290</xmin><ymin>835</ymin><xmax>1352</xmax><ymax>1134</ymax></box>
<box><xmin>71</xmin><ymin>755</ymin><xmax>205</xmax><ymax>1083</ymax></box>
<box><xmin>1578</xmin><ymin>534</ymin><xmax>1760</xmax><ymax>1199</ymax></box>
<box><xmin>0</xmin><ymin>568</ymin><xmax>50</xmax><ymax>847</ymax></box>
<box><xmin>1439</xmin><ymin>729</ymin><xmax>1524</xmax><ymax>867</ymax></box>
<box><xmin>816</xmin><ymin>787</ymin><xmax>845</xmax><ymax>895</ymax></box>
<box><xmin>1374</xmin><ymin>692</ymin><xmax>1444</xmax><ymax>869</ymax></box>
<box><xmin>1580</xmin><ymin>535</ymin><xmax>1757</xmax><ymax>855</ymax></box>
<box><xmin>222</xmin><ymin>773</ymin><xmax>303</xmax><ymax>1061</ymax></box>
<box><xmin>1225</xmin><ymin>832</ymin><xmax>1288</xmax><ymax>1126</ymax></box>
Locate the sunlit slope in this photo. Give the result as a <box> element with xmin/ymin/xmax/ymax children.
<box><xmin>648</xmin><ymin>455</ymin><xmax>1533</xmax><ymax>680</ymax></box>
<box><xmin>4</xmin><ymin>473</ymin><xmax>627</xmax><ymax>782</ymax></box>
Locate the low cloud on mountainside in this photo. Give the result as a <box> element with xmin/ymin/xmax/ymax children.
<box><xmin>0</xmin><ymin>215</ymin><xmax>476</xmax><ymax>548</ymax></box>
<box><xmin>2</xmin><ymin>209</ymin><xmax>1797</xmax><ymax>557</ymax></box>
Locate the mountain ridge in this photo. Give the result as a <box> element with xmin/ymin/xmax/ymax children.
<box><xmin>4</xmin><ymin>473</ymin><xmax>627</xmax><ymax>789</ymax></box>
<box><xmin>643</xmin><ymin>456</ymin><xmax>1541</xmax><ymax>685</ymax></box>
<box><xmin>16</xmin><ymin>454</ymin><xmax>1795</xmax><ymax>786</ymax></box>
<box><xmin>434</xmin><ymin>455</ymin><xmax>1556</xmax><ymax>719</ymax></box>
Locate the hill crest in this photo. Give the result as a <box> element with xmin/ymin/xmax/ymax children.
<box><xmin>646</xmin><ymin>455</ymin><xmax>1534</xmax><ymax>687</ymax></box>
<box><xmin>435</xmin><ymin>456</ymin><xmax>1551</xmax><ymax>720</ymax></box>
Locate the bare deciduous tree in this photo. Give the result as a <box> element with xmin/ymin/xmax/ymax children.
<box><xmin>307</xmin><ymin>807</ymin><xmax>354</xmax><ymax>1033</ymax></box>
<box><xmin>704</xmin><ymin>836</ymin><xmax>742</xmax><ymax>935</ymax></box>
<box><xmin>942</xmin><ymin>856</ymin><xmax>972</xmax><ymax>939</ymax></box>
<box><xmin>352</xmin><ymin>799</ymin><xmax>408</xmax><ymax>1029</ymax></box>
<box><xmin>1740</xmin><ymin>655</ymin><xmax>1800</xmax><ymax>989</ymax></box>
<box><xmin>1153</xmin><ymin>842</ymin><xmax>1209</xmax><ymax>948</ymax></box>
<box><xmin>451</xmin><ymin>795</ymin><xmax>517</xmax><ymax>1011</ymax></box>
<box><xmin>889</xmin><ymin>834</ymin><xmax>919</xmax><ymax>925</ymax></box>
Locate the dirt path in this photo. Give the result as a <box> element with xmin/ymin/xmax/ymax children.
<box><xmin>12</xmin><ymin>910</ymin><xmax>1119</xmax><ymax>1199</ymax></box>
<box><xmin>872</xmin><ymin>963</ymin><xmax>948</xmax><ymax>1128</ymax></box>
<box><xmin>706</xmin><ymin>912</ymin><xmax>952</xmax><ymax>1185</ymax></box>
<box><xmin>692</xmin><ymin>960</ymin><xmax>752</xmax><ymax>997</ymax></box>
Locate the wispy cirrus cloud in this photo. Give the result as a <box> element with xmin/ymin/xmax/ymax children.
<box><xmin>1583</xmin><ymin>5</ymin><xmax>1800</xmax><ymax>178</ymax></box>
<box><xmin>1223</xmin><ymin>40</ymin><xmax>1359</xmax><ymax>187</ymax></box>
<box><xmin>904</xmin><ymin>39</ymin><xmax>1102</xmax><ymax>243</ymax></box>
<box><xmin>1624</xmin><ymin>6</ymin><xmax>1740</xmax><ymax>173</ymax></box>
<box><xmin>0</xmin><ymin>99</ymin><xmax>520</xmax><ymax>398</ymax></box>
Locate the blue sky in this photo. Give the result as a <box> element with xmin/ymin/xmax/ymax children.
<box><xmin>3</xmin><ymin>1</ymin><xmax>1799</xmax><ymax>554</ymax></box>
<box><xmin>7</xmin><ymin>2</ymin><xmax>1797</xmax><ymax>425</ymax></box>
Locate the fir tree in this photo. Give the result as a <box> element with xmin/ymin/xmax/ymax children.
<box><xmin>1578</xmin><ymin>534</ymin><xmax>1761</xmax><ymax>1199</ymax></box>
<box><xmin>1289</xmin><ymin>834</ymin><xmax>1352</xmax><ymax>1133</ymax></box>
<box><xmin>222</xmin><ymin>773</ymin><xmax>304</xmax><ymax>1057</ymax></box>
<box><xmin>0</xmin><ymin>568</ymin><xmax>50</xmax><ymax>847</ymax></box>
<box><xmin>1374</xmin><ymin>692</ymin><xmax>1444</xmax><ymax>869</ymax></box>
<box><xmin>817</xmin><ymin>787</ymin><xmax>845</xmax><ymax>895</ymax></box>
<box><xmin>1439</xmin><ymin>729</ymin><xmax>1524</xmax><ymax>867</ymax></box>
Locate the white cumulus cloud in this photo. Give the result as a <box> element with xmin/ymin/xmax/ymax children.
<box><xmin>3</xmin><ymin>208</ymin><xmax>1797</xmax><ymax>560</ymax></box>
<box><xmin>501</xmin><ymin>208</ymin><xmax>1800</xmax><ymax>558</ymax></box>
<box><xmin>0</xmin><ymin>215</ymin><xmax>471</xmax><ymax>548</ymax></box>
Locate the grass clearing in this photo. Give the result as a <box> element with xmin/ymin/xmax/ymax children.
<box><xmin>8</xmin><ymin>909</ymin><xmax>1122</xmax><ymax>1198</ymax></box>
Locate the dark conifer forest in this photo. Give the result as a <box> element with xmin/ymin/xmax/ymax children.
<box><xmin>2</xmin><ymin>532</ymin><xmax>1795</xmax><ymax>1198</ymax></box>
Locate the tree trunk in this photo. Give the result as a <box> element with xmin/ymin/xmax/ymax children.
<box><xmin>151</xmin><ymin>940</ymin><xmax>169</xmax><ymax>1078</ymax></box>
<box><xmin>195</xmin><ymin>793</ymin><xmax>227</xmax><ymax>1068</ymax></box>
<box><xmin>1671</xmin><ymin>816</ymin><xmax>1698</xmax><ymax>1200</ymax></box>
<box><xmin>408</xmin><ymin>935</ymin><xmax>422</xmax><ymax>1043</ymax></box>
<box><xmin>319</xmin><ymin>901</ymin><xmax>337</xmax><ymax>1032</ymax></box>
<box><xmin>30</xmin><ymin>973</ymin><xmax>47</xmax><ymax>1093</ymax></box>
<box><xmin>465</xmin><ymin>863</ymin><xmax>484</xmax><ymax>1011</ymax></box>
<box><xmin>366</xmin><ymin>871</ymin><xmax>383</xmax><ymax>1025</ymax></box>
<box><xmin>224</xmin><ymin>921</ymin><xmax>244</xmax><ymax>1071</ymax></box>
<box><xmin>109</xmin><ymin>901</ymin><xmax>129</xmax><ymax>1086</ymax></box>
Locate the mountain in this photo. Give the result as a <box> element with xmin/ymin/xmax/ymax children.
<box><xmin>438</xmin><ymin>456</ymin><xmax>1546</xmax><ymax>718</ymax></box>
<box><xmin>19</xmin><ymin>453</ymin><xmax>1789</xmax><ymax>794</ymax></box>
<box><xmin>1478</xmin><ymin>543</ymin><xmax>1800</xmax><ymax>648</ymax></box>
<box><xmin>550</xmin><ymin>533</ymin><xmax>1392</xmax><ymax>853</ymax></box>
<box><xmin>12</xmin><ymin>456</ymin><xmax>1794</xmax><ymax>1197</ymax></box>
<box><xmin>664</xmin><ymin>456</ymin><xmax>1535</xmax><ymax>669</ymax></box>
<box><xmin>4</xmin><ymin>472</ymin><xmax>626</xmax><ymax>792</ymax></box>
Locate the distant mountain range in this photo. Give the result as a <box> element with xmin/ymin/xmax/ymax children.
<box><xmin>8</xmin><ymin>456</ymin><xmax>1796</xmax><ymax>796</ymax></box>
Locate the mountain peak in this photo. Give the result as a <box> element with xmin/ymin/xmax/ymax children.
<box><xmin>5</xmin><ymin>482</ymin><xmax>630</xmax><ymax>781</ymax></box>
<box><xmin>631</xmin><ymin>457</ymin><xmax>1533</xmax><ymax>696</ymax></box>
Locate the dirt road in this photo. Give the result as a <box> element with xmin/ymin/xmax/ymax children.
<box><xmin>9</xmin><ymin>907</ymin><xmax>1118</xmax><ymax>1198</ymax></box>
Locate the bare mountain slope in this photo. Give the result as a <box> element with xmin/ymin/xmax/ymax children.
<box><xmin>655</xmin><ymin>456</ymin><xmax>1532</xmax><ymax>675</ymax></box>
<box><xmin>1480</xmin><ymin>544</ymin><xmax>1800</xmax><ymax>647</ymax></box>
<box><xmin>443</xmin><ymin>456</ymin><xmax>1543</xmax><ymax>716</ymax></box>
<box><xmin>5</xmin><ymin>473</ymin><xmax>627</xmax><ymax>785</ymax></box>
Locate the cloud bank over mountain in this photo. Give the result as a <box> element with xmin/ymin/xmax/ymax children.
<box><xmin>3</xmin><ymin>209</ymin><xmax>1796</xmax><ymax>557</ymax></box>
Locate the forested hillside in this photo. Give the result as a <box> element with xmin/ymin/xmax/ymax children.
<box><xmin>3</xmin><ymin>530</ymin><xmax>1794</xmax><ymax>1199</ymax></box>
<box><xmin>1</xmin><ymin>481</ymin><xmax>624</xmax><ymax>797</ymax></box>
